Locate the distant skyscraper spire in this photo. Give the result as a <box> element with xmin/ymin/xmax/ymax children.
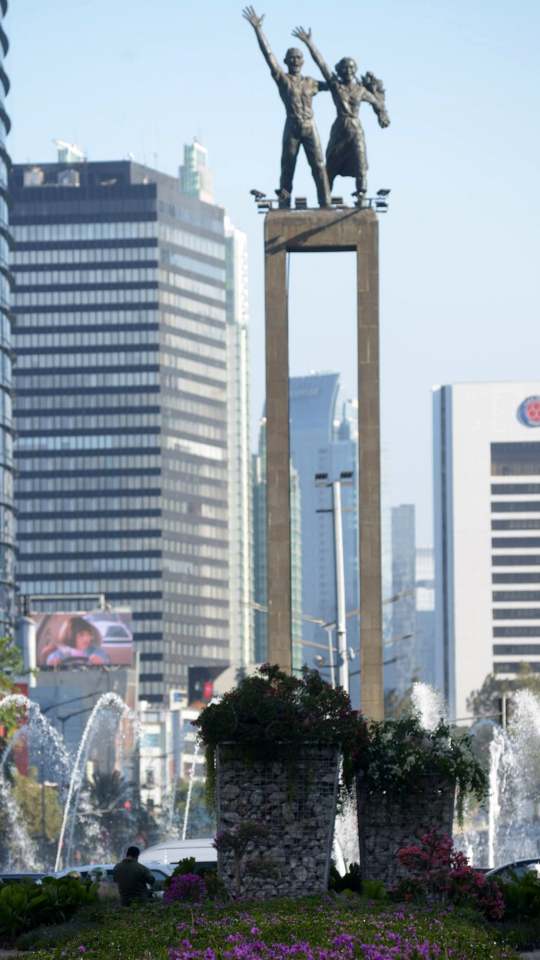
<box><xmin>0</xmin><ymin>0</ymin><xmax>16</xmax><ymax>633</ymax></box>
<box><xmin>179</xmin><ymin>140</ymin><xmax>213</xmax><ymax>204</ymax></box>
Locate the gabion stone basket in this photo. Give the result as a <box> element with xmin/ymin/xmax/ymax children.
<box><xmin>356</xmin><ymin>772</ymin><xmax>455</xmax><ymax>888</ymax></box>
<box><xmin>216</xmin><ymin>743</ymin><xmax>341</xmax><ymax>898</ymax></box>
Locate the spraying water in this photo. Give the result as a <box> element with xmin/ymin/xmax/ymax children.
<box><xmin>487</xmin><ymin>725</ymin><xmax>508</xmax><ymax>869</ymax></box>
<box><xmin>0</xmin><ymin>769</ymin><xmax>37</xmax><ymax>870</ymax></box>
<box><xmin>182</xmin><ymin>739</ymin><xmax>200</xmax><ymax>841</ymax></box>
<box><xmin>0</xmin><ymin>694</ymin><xmax>71</xmax><ymax>778</ymax></box>
<box><xmin>334</xmin><ymin>792</ymin><xmax>360</xmax><ymax>869</ymax></box>
<box><xmin>0</xmin><ymin>693</ymin><xmax>71</xmax><ymax>870</ymax></box>
<box><xmin>162</xmin><ymin>724</ymin><xmax>197</xmax><ymax>839</ymax></box>
<box><xmin>411</xmin><ymin>682</ymin><xmax>447</xmax><ymax>731</ymax></box>
<box><xmin>54</xmin><ymin>692</ymin><xmax>137</xmax><ymax>871</ymax></box>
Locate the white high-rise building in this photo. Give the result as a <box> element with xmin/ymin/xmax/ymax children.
<box><xmin>434</xmin><ymin>381</ymin><xmax>540</xmax><ymax>720</ymax></box>
<box><xmin>179</xmin><ymin>141</ymin><xmax>214</xmax><ymax>205</ymax></box>
<box><xmin>224</xmin><ymin>218</ymin><xmax>252</xmax><ymax>669</ymax></box>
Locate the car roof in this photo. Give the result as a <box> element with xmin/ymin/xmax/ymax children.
<box><xmin>143</xmin><ymin>839</ymin><xmax>214</xmax><ymax>850</ymax></box>
<box><xmin>485</xmin><ymin>858</ymin><xmax>540</xmax><ymax>876</ymax></box>
<box><xmin>58</xmin><ymin>860</ymin><xmax>173</xmax><ymax>874</ymax></box>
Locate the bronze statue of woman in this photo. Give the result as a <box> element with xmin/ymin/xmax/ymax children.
<box><xmin>292</xmin><ymin>27</ymin><xmax>389</xmax><ymax>205</ymax></box>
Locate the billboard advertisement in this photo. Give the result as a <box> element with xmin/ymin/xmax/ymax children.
<box><xmin>188</xmin><ymin>665</ymin><xmax>225</xmax><ymax>706</ymax></box>
<box><xmin>35</xmin><ymin>611</ymin><xmax>133</xmax><ymax>668</ymax></box>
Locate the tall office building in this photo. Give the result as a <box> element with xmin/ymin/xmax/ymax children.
<box><xmin>380</xmin><ymin>443</ymin><xmax>393</xmax><ymax>661</ymax></box>
<box><xmin>179</xmin><ymin>142</ymin><xmax>213</xmax><ymax>207</ymax></box>
<box><xmin>0</xmin><ymin>1</ymin><xmax>15</xmax><ymax>634</ymax></box>
<box><xmin>415</xmin><ymin>546</ymin><xmax>435</xmax><ymax>687</ymax></box>
<box><xmin>252</xmin><ymin>372</ymin><xmax>392</xmax><ymax>698</ymax></box>
<box><xmin>180</xmin><ymin>141</ymin><xmax>252</xmax><ymax>670</ymax></box>
<box><xmin>434</xmin><ymin>381</ymin><xmax>540</xmax><ymax>719</ymax></box>
<box><xmin>251</xmin><ymin>417</ymin><xmax>302</xmax><ymax>671</ymax></box>
<box><xmin>224</xmin><ymin>217</ymin><xmax>251</xmax><ymax>669</ymax></box>
<box><xmin>251</xmin><ymin>426</ymin><xmax>267</xmax><ymax>664</ymax></box>
<box><xmin>288</xmin><ymin>374</ymin><xmax>359</xmax><ymax>688</ymax></box>
<box><xmin>390</xmin><ymin>505</ymin><xmax>417</xmax><ymax>697</ymax></box>
<box><xmin>10</xmin><ymin>149</ymin><xmax>238</xmax><ymax>705</ymax></box>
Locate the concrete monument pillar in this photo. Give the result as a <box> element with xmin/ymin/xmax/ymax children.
<box><xmin>264</xmin><ymin>207</ymin><xmax>383</xmax><ymax>719</ymax></box>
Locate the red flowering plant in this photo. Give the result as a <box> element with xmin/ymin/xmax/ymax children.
<box><xmin>193</xmin><ymin>664</ymin><xmax>362</xmax><ymax>808</ymax></box>
<box><xmin>396</xmin><ymin>829</ymin><xmax>505</xmax><ymax>920</ymax></box>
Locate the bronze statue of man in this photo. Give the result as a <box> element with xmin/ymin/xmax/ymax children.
<box><xmin>243</xmin><ymin>7</ymin><xmax>331</xmax><ymax>209</ymax></box>
<box><xmin>292</xmin><ymin>27</ymin><xmax>389</xmax><ymax>206</ymax></box>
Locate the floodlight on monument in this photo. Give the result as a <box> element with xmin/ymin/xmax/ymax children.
<box><xmin>331</xmin><ymin>196</ymin><xmax>344</xmax><ymax>206</ymax></box>
<box><xmin>340</xmin><ymin>471</ymin><xmax>353</xmax><ymax>480</ymax></box>
<box><xmin>250</xmin><ymin>189</ymin><xmax>266</xmax><ymax>200</ymax></box>
<box><xmin>295</xmin><ymin>197</ymin><xmax>307</xmax><ymax>209</ymax></box>
<box><xmin>377</xmin><ymin>189</ymin><xmax>391</xmax><ymax>196</ymax></box>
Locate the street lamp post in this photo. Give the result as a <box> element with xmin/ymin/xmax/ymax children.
<box><xmin>332</xmin><ymin>480</ymin><xmax>348</xmax><ymax>693</ymax></box>
<box><xmin>315</xmin><ymin>471</ymin><xmax>355</xmax><ymax>694</ymax></box>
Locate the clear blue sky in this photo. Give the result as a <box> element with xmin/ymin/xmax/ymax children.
<box><xmin>6</xmin><ymin>0</ymin><xmax>540</xmax><ymax>542</ymax></box>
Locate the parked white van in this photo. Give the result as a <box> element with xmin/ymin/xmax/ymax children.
<box><xmin>139</xmin><ymin>838</ymin><xmax>216</xmax><ymax>869</ymax></box>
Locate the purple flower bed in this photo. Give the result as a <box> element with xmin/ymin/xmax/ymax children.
<box><xmin>163</xmin><ymin>873</ymin><xmax>207</xmax><ymax>904</ymax></box>
<box><xmin>45</xmin><ymin>893</ymin><xmax>515</xmax><ymax>960</ymax></box>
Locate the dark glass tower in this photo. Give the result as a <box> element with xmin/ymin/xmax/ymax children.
<box><xmin>10</xmin><ymin>158</ymin><xmax>229</xmax><ymax>704</ymax></box>
<box><xmin>0</xmin><ymin>0</ymin><xmax>15</xmax><ymax>634</ymax></box>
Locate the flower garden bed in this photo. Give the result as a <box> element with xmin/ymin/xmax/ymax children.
<box><xmin>15</xmin><ymin>894</ymin><xmax>519</xmax><ymax>960</ymax></box>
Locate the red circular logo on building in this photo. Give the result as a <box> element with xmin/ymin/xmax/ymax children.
<box><xmin>518</xmin><ymin>397</ymin><xmax>540</xmax><ymax>427</ymax></box>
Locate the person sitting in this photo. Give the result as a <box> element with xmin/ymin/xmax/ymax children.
<box><xmin>112</xmin><ymin>846</ymin><xmax>155</xmax><ymax>906</ymax></box>
<box><xmin>45</xmin><ymin>616</ymin><xmax>110</xmax><ymax>666</ymax></box>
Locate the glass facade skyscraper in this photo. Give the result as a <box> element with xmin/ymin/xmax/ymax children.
<box><xmin>0</xmin><ymin>1</ymin><xmax>15</xmax><ymax>634</ymax></box>
<box><xmin>390</xmin><ymin>504</ymin><xmax>417</xmax><ymax>697</ymax></box>
<box><xmin>224</xmin><ymin>217</ymin><xmax>252</xmax><ymax>669</ymax></box>
<box><xmin>10</xmin><ymin>156</ymin><xmax>232</xmax><ymax>704</ymax></box>
<box><xmin>288</xmin><ymin>374</ymin><xmax>359</xmax><ymax>691</ymax></box>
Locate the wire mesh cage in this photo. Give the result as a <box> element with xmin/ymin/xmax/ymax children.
<box><xmin>216</xmin><ymin>742</ymin><xmax>341</xmax><ymax>898</ymax></box>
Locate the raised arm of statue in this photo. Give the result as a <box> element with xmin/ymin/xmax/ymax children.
<box><xmin>292</xmin><ymin>26</ymin><xmax>333</xmax><ymax>84</ymax></box>
<box><xmin>242</xmin><ymin>6</ymin><xmax>282</xmax><ymax>82</ymax></box>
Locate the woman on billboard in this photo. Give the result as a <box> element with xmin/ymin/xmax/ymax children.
<box><xmin>44</xmin><ymin>616</ymin><xmax>110</xmax><ymax>666</ymax></box>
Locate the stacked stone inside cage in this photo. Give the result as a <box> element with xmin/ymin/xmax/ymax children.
<box><xmin>216</xmin><ymin>743</ymin><xmax>341</xmax><ymax>898</ymax></box>
<box><xmin>357</xmin><ymin>772</ymin><xmax>456</xmax><ymax>887</ymax></box>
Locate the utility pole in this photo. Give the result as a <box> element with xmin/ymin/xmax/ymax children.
<box><xmin>332</xmin><ymin>481</ymin><xmax>348</xmax><ymax>693</ymax></box>
<box><xmin>316</xmin><ymin>471</ymin><xmax>354</xmax><ymax>694</ymax></box>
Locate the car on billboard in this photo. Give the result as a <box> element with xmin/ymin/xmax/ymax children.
<box><xmin>85</xmin><ymin>613</ymin><xmax>133</xmax><ymax>665</ymax></box>
<box><xmin>35</xmin><ymin>611</ymin><xmax>133</xmax><ymax>668</ymax></box>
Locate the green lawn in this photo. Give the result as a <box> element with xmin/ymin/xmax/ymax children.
<box><xmin>18</xmin><ymin>895</ymin><xmax>520</xmax><ymax>960</ymax></box>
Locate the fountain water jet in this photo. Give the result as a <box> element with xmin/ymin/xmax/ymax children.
<box><xmin>0</xmin><ymin>693</ymin><xmax>71</xmax><ymax>870</ymax></box>
<box><xmin>162</xmin><ymin>724</ymin><xmax>197</xmax><ymax>839</ymax></box>
<box><xmin>182</xmin><ymin>739</ymin><xmax>200</xmax><ymax>841</ymax></box>
<box><xmin>54</xmin><ymin>692</ymin><xmax>137</xmax><ymax>871</ymax></box>
<box><xmin>487</xmin><ymin>724</ymin><xmax>508</xmax><ymax>869</ymax></box>
<box><xmin>411</xmin><ymin>682</ymin><xmax>447</xmax><ymax>731</ymax></box>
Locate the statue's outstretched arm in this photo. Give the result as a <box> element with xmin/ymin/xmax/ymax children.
<box><xmin>292</xmin><ymin>26</ymin><xmax>333</xmax><ymax>84</ymax></box>
<box><xmin>361</xmin><ymin>73</ymin><xmax>390</xmax><ymax>128</ymax></box>
<box><xmin>242</xmin><ymin>7</ymin><xmax>282</xmax><ymax>81</ymax></box>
